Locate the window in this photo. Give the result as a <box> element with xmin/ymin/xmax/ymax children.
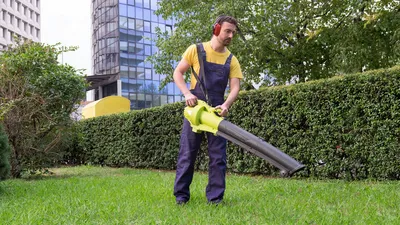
<box><xmin>119</xmin><ymin>16</ymin><xmax>128</xmax><ymax>29</ymax></box>
<box><xmin>135</xmin><ymin>19</ymin><xmax>143</xmax><ymax>31</ymax></box>
<box><xmin>128</xmin><ymin>18</ymin><xmax>135</xmax><ymax>29</ymax></box>
<box><xmin>144</xmin><ymin>21</ymin><xmax>151</xmax><ymax>32</ymax></box>
<box><xmin>135</xmin><ymin>0</ymin><xmax>142</xmax><ymax>7</ymax></box>
<box><xmin>36</xmin><ymin>13</ymin><xmax>39</xmax><ymax>23</ymax></box>
<box><xmin>36</xmin><ymin>28</ymin><xmax>39</xmax><ymax>38</ymax></box>
<box><xmin>9</xmin><ymin>14</ymin><xmax>14</xmax><ymax>25</ymax></box>
<box><xmin>135</xmin><ymin>7</ymin><xmax>142</xmax><ymax>19</ymax></box>
<box><xmin>119</xmin><ymin>4</ymin><xmax>127</xmax><ymax>17</ymax></box>
<box><xmin>143</xmin><ymin>9</ymin><xmax>150</xmax><ymax>20</ymax></box>
<box><xmin>144</xmin><ymin>0</ymin><xmax>150</xmax><ymax>9</ymax></box>
<box><xmin>145</xmin><ymin>68</ymin><xmax>152</xmax><ymax>79</ymax></box>
<box><xmin>150</xmin><ymin>0</ymin><xmax>157</xmax><ymax>9</ymax></box>
<box><xmin>127</xmin><ymin>5</ymin><xmax>134</xmax><ymax>18</ymax></box>
<box><xmin>144</xmin><ymin>44</ymin><xmax>151</xmax><ymax>56</ymax></box>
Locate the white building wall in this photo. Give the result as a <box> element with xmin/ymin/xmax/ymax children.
<box><xmin>0</xmin><ymin>0</ymin><xmax>41</xmax><ymax>50</ymax></box>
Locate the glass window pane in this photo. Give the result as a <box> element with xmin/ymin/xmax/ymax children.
<box><xmin>144</xmin><ymin>45</ymin><xmax>151</xmax><ymax>56</ymax></box>
<box><xmin>146</xmin><ymin>94</ymin><xmax>152</xmax><ymax>108</ymax></box>
<box><xmin>137</xmin><ymin>67</ymin><xmax>145</xmax><ymax>79</ymax></box>
<box><xmin>136</xmin><ymin>19</ymin><xmax>143</xmax><ymax>31</ymax></box>
<box><xmin>120</xmin><ymin>65</ymin><xmax>129</xmax><ymax>78</ymax></box>
<box><xmin>153</xmin><ymin>71</ymin><xmax>159</xmax><ymax>80</ymax></box>
<box><xmin>122</xmin><ymin>91</ymin><xmax>129</xmax><ymax>99</ymax></box>
<box><xmin>119</xmin><ymin>16</ymin><xmax>128</xmax><ymax>29</ymax></box>
<box><xmin>144</xmin><ymin>32</ymin><xmax>152</xmax><ymax>44</ymax></box>
<box><xmin>127</xmin><ymin>0</ymin><xmax>135</xmax><ymax>5</ymax></box>
<box><xmin>129</xmin><ymin>67</ymin><xmax>136</xmax><ymax>78</ymax></box>
<box><xmin>152</xmin><ymin>94</ymin><xmax>160</xmax><ymax>106</ymax></box>
<box><xmin>145</xmin><ymin>68</ymin><xmax>152</xmax><ymax>79</ymax></box>
<box><xmin>168</xmin><ymin>95</ymin><xmax>174</xmax><ymax>103</ymax></box>
<box><xmin>151</xmin><ymin>11</ymin><xmax>158</xmax><ymax>22</ymax></box>
<box><xmin>174</xmin><ymin>85</ymin><xmax>181</xmax><ymax>95</ymax></box>
<box><xmin>136</xmin><ymin>43</ymin><xmax>144</xmax><ymax>55</ymax></box>
<box><xmin>144</xmin><ymin>21</ymin><xmax>151</xmax><ymax>32</ymax></box>
<box><xmin>120</xmin><ymin>41</ymin><xmax>128</xmax><ymax>51</ymax></box>
<box><xmin>122</xmin><ymin>81</ymin><xmax>129</xmax><ymax>92</ymax></box>
<box><xmin>167</xmin><ymin>83</ymin><xmax>174</xmax><ymax>95</ymax></box>
<box><xmin>160</xmin><ymin>95</ymin><xmax>167</xmax><ymax>105</ymax></box>
<box><xmin>135</xmin><ymin>0</ymin><xmax>143</xmax><ymax>8</ymax></box>
<box><xmin>128</xmin><ymin>18</ymin><xmax>135</xmax><ymax>29</ymax></box>
<box><xmin>120</xmin><ymin>0</ymin><xmax>127</xmax><ymax>4</ymax></box>
<box><xmin>144</xmin><ymin>0</ymin><xmax>150</xmax><ymax>8</ymax></box>
<box><xmin>150</xmin><ymin>0</ymin><xmax>157</xmax><ymax>10</ymax></box>
<box><xmin>151</xmin><ymin>22</ymin><xmax>157</xmax><ymax>33</ymax></box>
<box><xmin>136</xmin><ymin>7</ymin><xmax>143</xmax><ymax>19</ymax></box>
<box><xmin>119</xmin><ymin>4</ymin><xmax>127</xmax><ymax>17</ymax></box>
<box><xmin>144</xmin><ymin>9</ymin><xmax>150</xmax><ymax>20</ymax></box>
<box><xmin>136</xmin><ymin>80</ymin><xmax>144</xmax><ymax>92</ymax></box>
<box><xmin>128</xmin><ymin>6</ymin><xmax>135</xmax><ymax>18</ymax></box>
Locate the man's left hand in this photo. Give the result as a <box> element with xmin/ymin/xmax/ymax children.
<box><xmin>215</xmin><ymin>104</ymin><xmax>229</xmax><ymax>117</ymax></box>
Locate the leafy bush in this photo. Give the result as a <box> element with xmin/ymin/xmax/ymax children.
<box><xmin>69</xmin><ymin>66</ymin><xmax>400</xmax><ymax>180</ymax></box>
<box><xmin>0</xmin><ymin>124</ymin><xmax>10</xmax><ymax>180</ymax></box>
<box><xmin>0</xmin><ymin>41</ymin><xmax>88</xmax><ymax>177</ymax></box>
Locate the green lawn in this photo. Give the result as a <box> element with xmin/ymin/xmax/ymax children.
<box><xmin>0</xmin><ymin>166</ymin><xmax>399</xmax><ymax>225</ymax></box>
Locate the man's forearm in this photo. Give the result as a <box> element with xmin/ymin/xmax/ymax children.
<box><xmin>173</xmin><ymin>72</ymin><xmax>191</xmax><ymax>95</ymax></box>
<box><xmin>223</xmin><ymin>85</ymin><xmax>240</xmax><ymax>108</ymax></box>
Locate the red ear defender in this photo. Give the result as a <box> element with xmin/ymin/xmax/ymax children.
<box><xmin>213</xmin><ymin>23</ymin><xmax>221</xmax><ymax>36</ymax></box>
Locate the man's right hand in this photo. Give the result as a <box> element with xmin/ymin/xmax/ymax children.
<box><xmin>184</xmin><ymin>92</ymin><xmax>198</xmax><ymax>107</ymax></box>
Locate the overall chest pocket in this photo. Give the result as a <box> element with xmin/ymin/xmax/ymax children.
<box><xmin>207</xmin><ymin>67</ymin><xmax>228</xmax><ymax>91</ymax></box>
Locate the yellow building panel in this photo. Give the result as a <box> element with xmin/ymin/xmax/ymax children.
<box><xmin>82</xmin><ymin>96</ymin><xmax>130</xmax><ymax>119</ymax></box>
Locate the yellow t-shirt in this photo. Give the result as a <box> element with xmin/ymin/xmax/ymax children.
<box><xmin>182</xmin><ymin>42</ymin><xmax>243</xmax><ymax>89</ymax></box>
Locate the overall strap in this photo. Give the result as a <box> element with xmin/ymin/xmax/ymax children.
<box><xmin>190</xmin><ymin>43</ymin><xmax>210</xmax><ymax>105</ymax></box>
<box><xmin>225</xmin><ymin>54</ymin><xmax>233</xmax><ymax>66</ymax></box>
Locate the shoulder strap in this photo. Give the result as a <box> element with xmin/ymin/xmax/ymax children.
<box><xmin>190</xmin><ymin>43</ymin><xmax>210</xmax><ymax>104</ymax></box>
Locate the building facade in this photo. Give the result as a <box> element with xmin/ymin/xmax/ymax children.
<box><xmin>0</xmin><ymin>0</ymin><xmax>41</xmax><ymax>50</ymax></box>
<box><xmin>89</xmin><ymin>0</ymin><xmax>184</xmax><ymax>110</ymax></box>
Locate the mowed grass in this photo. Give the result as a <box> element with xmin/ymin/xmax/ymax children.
<box><xmin>0</xmin><ymin>166</ymin><xmax>399</xmax><ymax>225</ymax></box>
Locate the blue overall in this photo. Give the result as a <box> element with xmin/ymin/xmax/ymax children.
<box><xmin>174</xmin><ymin>44</ymin><xmax>233</xmax><ymax>202</ymax></box>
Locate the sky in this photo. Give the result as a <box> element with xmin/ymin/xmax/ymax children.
<box><xmin>41</xmin><ymin>0</ymin><xmax>92</xmax><ymax>74</ymax></box>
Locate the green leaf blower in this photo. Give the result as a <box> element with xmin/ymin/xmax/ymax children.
<box><xmin>184</xmin><ymin>100</ymin><xmax>305</xmax><ymax>177</ymax></box>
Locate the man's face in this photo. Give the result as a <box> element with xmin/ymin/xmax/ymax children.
<box><xmin>217</xmin><ymin>22</ymin><xmax>237</xmax><ymax>46</ymax></box>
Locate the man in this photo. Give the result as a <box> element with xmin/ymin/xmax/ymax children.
<box><xmin>173</xmin><ymin>15</ymin><xmax>243</xmax><ymax>205</ymax></box>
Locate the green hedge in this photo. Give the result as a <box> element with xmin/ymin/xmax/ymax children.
<box><xmin>0</xmin><ymin>124</ymin><xmax>11</xmax><ymax>180</ymax></box>
<box><xmin>70</xmin><ymin>66</ymin><xmax>400</xmax><ymax>180</ymax></box>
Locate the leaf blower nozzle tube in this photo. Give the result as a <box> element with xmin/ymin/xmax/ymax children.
<box><xmin>217</xmin><ymin>120</ymin><xmax>305</xmax><ymax>177</ymax></box>
<box><xmin>184</xmin><ymin>100</ymin><xmax>305</xmax><ymax>177</ymax></box>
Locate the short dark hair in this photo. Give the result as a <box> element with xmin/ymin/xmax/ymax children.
<box><xmin>215</xmin><ymin>15</ymin><xmax>238</xmax><ymax>28</ymax></box>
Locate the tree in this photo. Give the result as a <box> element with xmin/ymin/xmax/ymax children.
<box><xmin>0</xmin><ymin>41</ymin><xmax>88</xmax><ymax>177</ymax></box>
<box><xmin>150</xmin><ymin>0</ymin><xmax>400</xmax><ymax>87</ymax></box>
<box><xmin>0</xmin><ymin>124</ymin><xmax>10</xmax><ymax>180</ymax></box>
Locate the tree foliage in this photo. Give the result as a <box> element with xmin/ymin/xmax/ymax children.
<box><xmin>150</xmin><ymin>0</ymin><xmax>400</xmax><ymax>87</ymax></box>
<box><xmin>0</xmin><ymin>41</ymin><xmax>88</xmax><ymax>177</ymax></box>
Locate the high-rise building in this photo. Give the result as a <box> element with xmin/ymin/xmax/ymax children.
<box><xmin>88</xmin><ymin>0</ymin><xmax>185</xmax><ymax>110</ymax></box>
<box><xmin>0</xmin><ymin>0</ymin><xmax>41</xmax><ymax>50</ymax></box>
